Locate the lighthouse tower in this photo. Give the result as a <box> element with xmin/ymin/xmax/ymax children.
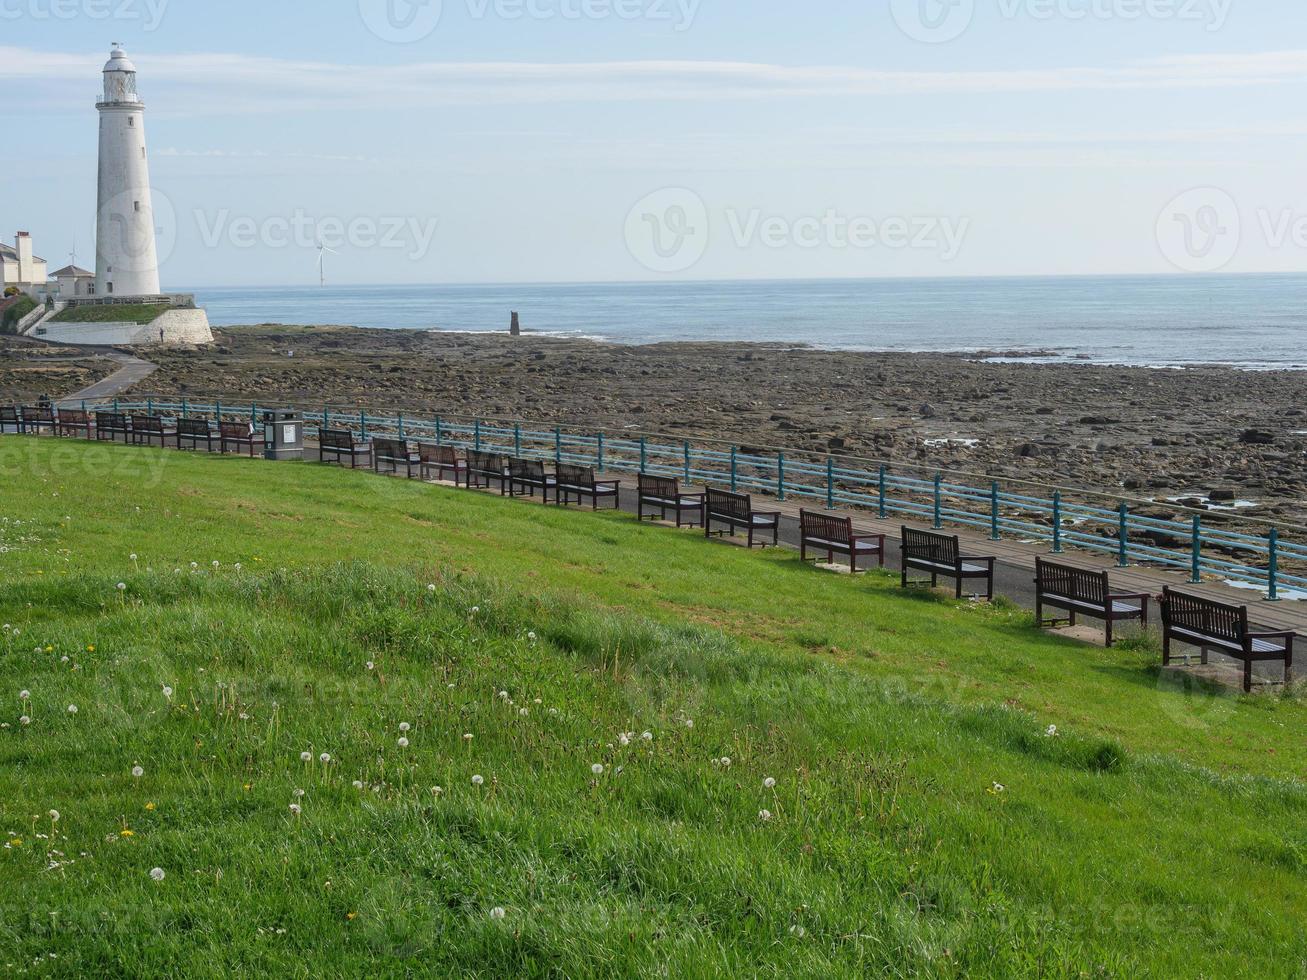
<box><xmin>95</xmin><ymin>43</ymin><xmax>160</xmax><ymax>297</ymax></box>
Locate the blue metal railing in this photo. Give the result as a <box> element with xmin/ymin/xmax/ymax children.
<box><xmin>87</xmin><ymin>399</ymin><xmax>1307</xmax><ymax>601</ymax></box>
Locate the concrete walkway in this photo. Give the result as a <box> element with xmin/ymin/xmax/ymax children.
<box><xmin>55</xmin><ymin>347</ymin><xmax>157</xmax><ymax>407</ymax></box>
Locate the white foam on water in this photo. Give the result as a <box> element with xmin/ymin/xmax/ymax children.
<box><xmin>923</xmin><ymin>438</ymin><xmax>980</xmax><ymax>448</ymax></box>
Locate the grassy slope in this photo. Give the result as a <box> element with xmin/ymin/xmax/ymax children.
<box><xmin>50</xmin><ymin>304</ymin><xmax>168</xmax><ymax>326</ymax></box>
<box><xmin>1</xmin><ymin>439</ymin><xmax>1305</xmax><ymax>977</ymax></box>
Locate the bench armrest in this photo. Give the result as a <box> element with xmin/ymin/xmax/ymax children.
<box><xmin>1107</xmin><ymin>592</ymin><xmax>1151</xmax><ymax>602</ymax></box>
<box><xmin>1247</xmin><ymin>630</ymin><xmax>1297</xmax><ymax>641</ymax></box>
<box><xmin>755</xmin><ymin>510</ymin><xmax>783</xmax><ymax>519</ymax></box>
<box><xmin>850</xmin><ymin>533</ymin><xmax>886</xmax><ymax>546</ymax></box>
<box><xmin>959</xmin><ymin>555</ymin><xmax>996</xmax><ymax>565</ymax></box>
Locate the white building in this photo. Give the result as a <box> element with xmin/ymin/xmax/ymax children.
<box><xmin>95</xmin><ymin>43</ymin><xmax>160</xmax><ymax>298</ymax></box>
<box><xmin>50</xmin><ymin>264</ymin><xmax>97</xmax><ymax>298</ymax></box>
<box><xmin>1</xmin><ymin>233</ymin><xmax>48</xmax><ymax>294</ymax></box>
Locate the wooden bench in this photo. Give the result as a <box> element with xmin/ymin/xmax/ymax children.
<box><xmin>418</xmin><ymin>444</ymin><xmax>467</xmax><ymax>486</ymax></box>
<box><xmin>20</xmin><ymin>405</ymin><xmax>55</xmax><ymax>435</ymax></box>
<box><xmin>129</xmin><ymin>414</ymin><xmax>175</xmax><ymax>447</ymax></box>
<box><xmin>800</xmin><ymin>510</ymin><xmax>886</xmax><ymax>572</ymax></box>
<box><xmin>509</xmin><ymin>457</ymin><xmax>557</xmax><ymax>502</ymax></box>
<box><xmin>319</xmin><ymin>428</ymin><xmax>372</xmax><ymax>468</ymax></box>
<box><xmin>373</xmin><ymin>437</ymin><xmax>419</xmax><ymax>478</ymax></box>
<box><xmin>219</xmin><ymin>421</ymin><xmax>260</xmax><ymax>457</ymax></box>
<box><xmin>95</xmin><ymin>411</ymin><xmax>130</xmax><ymax>442</ymax></box>
<box><xmin>56</xmin><ymin>409</ymin><xmax>94</xmax><ymax>440</ymax></box>
<box><xmin>0</xmin><ymin>407</ymin><xmax>20</xmax><ymax>434</ymax></box>
<box><xmin>175</xmin><ymin>417</ymin><xmax>216</xmax><ymax>452</ymax></box>
<box><xmin>637</xmin><ymin>474</ymin><xmax>705</xmax><ymax>527</ymax></box>
<box><xmin>1034</xmin><ymin>557</ymin><xmax>1149</xmax><ymax>647</ymax></box>
<box><xmin>1160</xmin><ymin>587</ymin><xmax>1295</xmax><ymax>693</ymax></box>
<box><xmin>466</xmin><ymin>450</ymin><xmax>511</xmax><ymax>493</ymax></box>
<box><xmin>555</xmin><ymin>463</ymin><xmax>620</xmax><ymax>510</ymax></box>
<box><xmin>704</xmin><ymin>488</ymin><xmax>780</xmax><ymax>548</ymax></box>
<box><xmin>900</xmin><ymin>527</ymin><xmax>995</xmax><ymax>600</ymax></box>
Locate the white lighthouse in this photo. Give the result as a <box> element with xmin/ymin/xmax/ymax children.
<box><xmin>95</xmin><ymin>43</ymin><xmax>160</xmax><ymax>297</ymax></box>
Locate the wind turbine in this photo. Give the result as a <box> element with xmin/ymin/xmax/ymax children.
<box><xmin>316</xmin><ymin>240</ymin><xmax>338</xmax><ymax>287</ymax></box>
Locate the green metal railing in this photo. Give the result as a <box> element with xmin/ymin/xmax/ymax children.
<box><xmin>77</xmin><ymin>398</ymin><xmax>1307</xmax><ymax>601</ymax></box>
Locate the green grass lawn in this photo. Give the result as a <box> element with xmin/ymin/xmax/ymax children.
<box><xmin>50</xmin><ymin>303</ymin><xmax>169</xmax><ymax>326</ymax></box>
<box><xmin>1</xmin><ymin>438</ymin><xmax>1305</xmax><ymax>976</ymax></box>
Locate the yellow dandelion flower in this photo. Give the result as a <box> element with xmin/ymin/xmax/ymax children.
<box><xmin>86</xmin><ymin>645</ymin><xmax>95</xmax><ymax>652</ymax></box>
<box><xmin>145</xmin><ymin>802</ymin><xmax>156</xmax><ymax>811</ymax></box>
<box><xmin>120</xmin><ymin>829</ymin><xmax>135</xmax><ymax>837</ymax></box>
<box><xmin>243</xmin><ymin>783</ymin><xmax>252</xmax><ymax>792</ymax></box>
<box><xmin>346</xmin><ymin>912</ymin><xmax>357</xmax><ymax>921</ymax></box>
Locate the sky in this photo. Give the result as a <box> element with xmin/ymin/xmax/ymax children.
<box><xmin>3</xmin><ymin>0</ymin><xmax>1307</xmax><ymax>287</ymax></box>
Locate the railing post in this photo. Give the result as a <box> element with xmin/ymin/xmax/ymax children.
<box><xmin>683</xmin><ymin>441</ymin><xmax>691</xmax><ymax>485</ymax></box>
<box><xmin>596</xmin><ymin>433</ymin><xmax>604</xmax><ymax>471</ymax></box>
<box><xmin>878</xmin><ymin>465</ymin><xmax>887</xmax><ymax>519</ymax></box>
<box><xmin>932</xmin><ymin>473</ymin><xmax>942</xmax><ymax>529</ymax></box>
<box><xmin>1190</xmin><ymin>514</ymin><xmax>1202</xmax><ymax>584</ymax></box>
<box><xmin>436</xmin><ymin>416</ymin><xmax>443</xmax><ymax>446</ymax></box>
<box><xmin>321</xmin><ymin>407</ymin><xmax>327</xmax><ymax>432</ymax></box>
<box><xmin>990</xmin><ymin>481</ymin><xmax>1000</xmax><ymax>541</ymax></box>
<box><xmin>1268</xmin><ymin>528</ymin><xmax>1280</xmax><ymax>601</ymax></box>
<box><xmin>398</xmin><ymin>413</ymin><xmax>405</xmax><ymax>440</ymax></box>
<box><xmin>113</xmin><ymin>397</ymin><xmax>119</xmax><ymax>411</ymax></box>
<box><xmin>639</xmin><ymin>437</ymin><xmax>647</xmax><ymax>474</ymax></box>
<box><xmin>514</xmin><ymin>424</ymin><xmax>522</xmax><ymax>458</ymax></box>
<box><xmin>359</xmin><ymin>409</ymin><xmax>366</xmax><ymax>440</ymax></box>
<box><xmin>252</xmin><ymin>403</ymin><xmax>258</xmax><ymax>425</ymax></box>
<box><xmin>777</xmin><ymin>453</ymin><xmax>786</xmax><ymax>502</ymax></box>
<box><xmin>1117</xmin><ymin>503</ymin><xmax>1129</xmax><ymax>567</ymax></box>
<box><xmin>730</xmin><ymin>447</ymin><xmax>738</xmax><ymax>493</ymax></box>
<box><xmin>474</xmin><ymin>419</ymin><xmax>482</xmax><ymax>451</ymax></box>
<box><xmin>555</xmin><ymin>428</ymin><xmax>562</xmax><ymax>466</ymax></box>
<box><xmin>81</xmin><ymin>400</ymin><xmax>86</xmax><ymax>412</ymax></box>
<box><xmin>825</xmin><ymin>457</ymin><xmax>835</xmax><ymax>510</ymax></box>
<box><xmin>182</xmin><ymin>398</ymin><xmax>188</xmax><ymax>419</ymax></box>
<box><xmin>1052</xmin><ymin>491</ymin><xmax>1063</xmax><ymax>553</ymax></box>
<box><xmin>147</xmin><ymin>397</ymin><xmax>153</xmax><ymax>414</ymax></box>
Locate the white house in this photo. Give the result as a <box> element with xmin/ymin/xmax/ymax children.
<box><xmin>50</xmin><ymin>264</ymin><xmax>97</xmax><ymax>298</ymax></box>
<box><xmin>0</xmin><ymin>232</ymin><xmax>48</xmax><ymax>295</ymax></box>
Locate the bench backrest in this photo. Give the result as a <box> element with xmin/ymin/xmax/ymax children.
<box><xmin>131</xmin><ymin>414</ymin><xmax>166</xmax><ymax>433</ymax></box>
<box><xmin>60</xmin><ymin>410</ymin><xmax>89</xmax><ymax>425</ymax></box>
<box><xmin>219</xmin><ymin>421</ymin><xmax>253</xmax><ymax>439</ymax></box>
<box><xmin>557</xmin><ymin>463</ymin><xmax>595</xmax><ymax>488</ymax></box>
<box><xmin>1161</xmin><ymin>587</ymin><xmax>1247</xmax><ymax>645</ymax></box>
<box><xmin>509</xmin><ymin>457</ymin><xmax>545</xmax><ymax>480</ymax></box>
<box><xmin>706</xmin><ymin>487</ymin><xmax>752</xmax><ymax>519</ymax></box>
<box><xmin>638</xmin><ymin>474</ymin><xmax>679</xmax><ymax>498</ymax></box>
<box><xmin>177</xmin><ymin>418</ymin><xmax>212</xmax><ymax>437</ymax></box>
<box><xmin>373</xmin><ymin>437</ymin><xmax>409</xmax><ymax>458</ymax></box>
<box><xmin>0</xmin><ymin>407</ymin><xmax>18</xmax><ymax>423</ymax></box>
<box><xmin>419</xmin><ymin>444</ymin><xmax>458</xmax><ymax>466</ymax></box>
<box><xmin>467</xmin><ymin>449</ymin><xmax>506</xmax><ymax>473</ymax></box>
<box><xmin>800</xmin><ymin>510</ymin><xmax>853</xmax><ymax>544</ymax></box>
<box><xmin>22</xmin><ymin>406</ymin><xmax>54</xmax><ymax>423</ymax></box>
<box><xmin>96</xmin><ymin>411</ymin><xmax>127</xmax><ymax>430</ymax></box>
<box><xmin>319</xmin><ymin>428</ymin><xmax>357</xmax><ymax>450</ymax></box>
<box><xmin>901</xmin><ymin>527</ymin><xmax>960</xmax><ymax>565</ymax></box>
<box><xmin>1035</xmin><ymin>558</ymin><xmax>1107</xmax><ymax>605</ymax></box>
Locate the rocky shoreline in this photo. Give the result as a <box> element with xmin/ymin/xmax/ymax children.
<box><xmin>114</xmin><ymin>324</ymin><xmax>1307</xmax><ymax>529</ymax></box>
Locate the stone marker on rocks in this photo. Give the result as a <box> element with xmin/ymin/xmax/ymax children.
<box><xmin>510</xmin><ymin>311</ymin><xmax>521</xmax><ymax>337</ymax></box>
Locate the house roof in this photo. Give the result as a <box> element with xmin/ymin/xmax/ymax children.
<box><xmin>0</xmin><ymin>242</ymin><xmax>47</xmax><ymax>263</ymax></box>
<box><xmin>50</xmin><ymin>265</ymin><xmax>94</xmax><ymax>278</ymax></box>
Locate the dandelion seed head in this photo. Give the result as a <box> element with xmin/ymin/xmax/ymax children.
<box><xmin>591</xmin><ymin>763</ymin><xmax>604</xmax><ymax>776</ymax></box>
<box><xmin>489</xmin><ymin>906</ymin><xmax>505</xmax><ymax>920</ymax></box>
<box><xmin>131</xmin><ymin>766</ymin><xmax>144</xmax><ymax>778</ymax></box>
<box><xmin>48</xmin><ymin>810</ymin><xmax>59</xmax><ymax>822</ymax></box>
<box><xmin>758</xmin><ymin>809</ymin><xmax>773</xmax><ymax>822</ymax></box>
<box><xmin>300</xmin><ymin>752</ymin><xmax>312</xmax><ymax>762</ymax></box>
<box><xmin>641</xmin><ymin>731</ymin><xmax>653</xmax><ymax>741</ymax></box>
<box><xmin>397</xmin><ymin>737</ymin><xmax>409</xmax><ymax>748</ymax></box>
<box><xmin>19</xmin><ymin>690</ymin><xmax>30</xmax><ymax>701</ymax></box>
<box><xmin>66</xmin><ymin>705</ymin><xmax>77</xmax><ymax>715</ymax></box>
<box><xmin>471</xmin><ymin>774</ymin><xmax>484</xmax><ymax>786</ymax></box>
<box><xmin>289</xmin><ymin>803</ymin><xmax>301</xmax><ymax>816</ymax></box>
<box><xmin>149</xmin><ymin>867</ymin><xmax>165</xmax><ymax>882</ymax></box>
<box><xmin>19</xmin><ymin>715</ymin><xmax>30</xmax><ymax>726</ymax></box>
<box><xmin>398</xmin><ymin>722</ymin><xmax>410</xmax><ymax>732</ymax></box>
<box><xmin>352</xmin><ymin>780</ymin><xmax>364</xmax><ymax>790</ymax></box>
<box><xmin>763</xmin><ymin>777</ymin><xmax>776</xmax><ymax>789</ymax></box>
<box><xmin>319</xmin><ymin>753</ymin><xmax>331</xmax><ymax>764</ymax></box>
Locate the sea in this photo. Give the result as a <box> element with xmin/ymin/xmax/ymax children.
<box><xmin>182</xmin><ymin>273</ymin><xmax>1307</xmax><ymax>370</ymax></box>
